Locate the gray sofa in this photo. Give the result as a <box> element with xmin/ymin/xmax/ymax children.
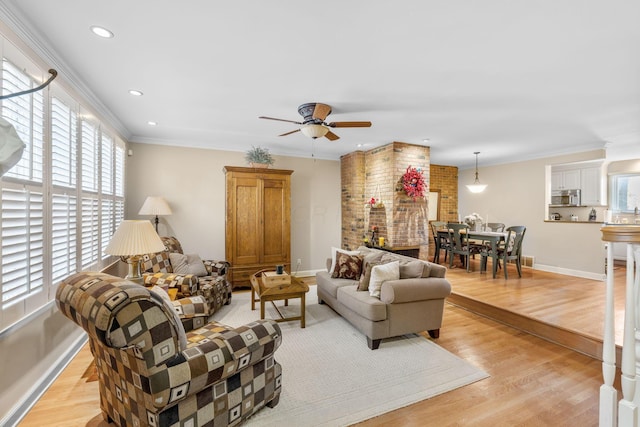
<box><xmin>316</xmin><ymin>246</ymin><xmax>452</xmax><ymax>349</ymax></box>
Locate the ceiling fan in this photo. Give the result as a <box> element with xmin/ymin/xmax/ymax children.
<box><xmin>259</xmin><ymin>102</ymin><xmax>372</xmax><ymax>141</ymax></box>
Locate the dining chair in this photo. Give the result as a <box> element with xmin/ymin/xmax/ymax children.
<box><xmin>495</xmin><ymin>225</ymin><xmax>526</xmax><ymax>278</ymax></box>
<box><xmin>430</xmin><ymin>221</ymin><xmax>449</xmax><ymax>264</ymax></box>
<box><xmin>446</xmin><ymin>223</ymin><xmax>483</xmax><ymax>272</ymax></box>
<box><xmin>485</xmin><ymin>222</ymin><xmax>506</xmax><ymax>232</ymax></box>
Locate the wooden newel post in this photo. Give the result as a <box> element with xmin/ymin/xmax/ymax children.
<box><xmin>600</xmin><ymin>225</ymin><xmax>640</xmax><ymax>427</ymax></box>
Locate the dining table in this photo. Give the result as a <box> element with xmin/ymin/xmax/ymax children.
<box><xmin>437</xmin><ymin>229</ymin><xmax>508</xmax><ymax>278</ymax></box>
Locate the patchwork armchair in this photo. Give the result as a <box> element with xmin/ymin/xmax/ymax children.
<box><xmin>141</xmin><ymin>236</ymin><xmax>232</xmax><ymax>325</ymax></box>
<box><xmin>56</xmin><ymin>271</ymin><xmax>282</xmax><ymax>427</ymax></box>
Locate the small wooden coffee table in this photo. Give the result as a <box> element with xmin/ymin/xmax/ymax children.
<box><xmin>250</xmin><ymin>269</ymin><xmax>310</xmax><ymax>328</ymax></box>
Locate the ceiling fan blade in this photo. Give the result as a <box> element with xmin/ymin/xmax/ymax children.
<box><xmin>259</xmin><ymin>116</ymin><xmax>302</xmax><ymax>125</ymax></box>
<box><xmin>279</xmin><ymin>129</ymin><xmax>301</xmax><ymax>137</ymax></box>
<box><xmin>324</xmin><ymin>130</ymin><xmax>340</xmax><ymax>141</ymax></box>
<box><xmin>312</xmin><ymin>103</ymin><xmax>332</xmax><ymax>121</ymax></box>
<box><xmin>327</xmin><ymin>121</ymin><xmax>372</xmax><ymax>128</ymax></box>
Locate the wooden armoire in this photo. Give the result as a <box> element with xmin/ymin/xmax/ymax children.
<box><xmin>224</xmin><ymin>166</ymin><xmax>293</xmax><ymax>288</ymax></box>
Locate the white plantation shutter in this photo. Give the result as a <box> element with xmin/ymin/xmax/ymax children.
<box><xmin>1</xmin><ymin>59</ymin><xmax>44</xmax><ymax>182</ymax></box>
<box><xmin>51</xmin><ymin>98</ymin><xmax>77</xmax><ymax>188</ymax></box>
<box><xmin>1</xmin><ymin>59</ymin><xmax>46</xmax><ymax>310</ymax></box>
<box><xmin>50</xmin><ymin>96</ymin><xmax>78</xmax><ymax>285</ymax></box>
<box><xmin>51</xmin><ymin>194</ymin><xmax>77</xmax><ymax>285</ymax></box>
<box><xmin>0</xmin><ymin>50</ymin><xmax>127</xmax><ymax>329</ymax></box>
<box><xmin>1</xmin><ymin>188</ymin><xmax>44</xmax><ymax>304</ymax></box>
<box><xmin>101</xmin><ymin>199</ymin><xmax>114</xmax><ymax>257</ymax></box>
<box><xmin>101</xmin><ymin>134</ymin><xmax>113</xmax><ymax>195</ymax></box>
<box><xmin>80</xmin><ymin>197</ymin><xmax>100</xmax><ymax>269</ymax></box>
<box><xmin>81</xmin><ymin>120</ymin><xmax>98</xmax><ymax>192</ymax></box>
<box><xmin>115</xmin><ymin>145</ymin><xmax>124</xmax><ymax>197</ymax></box>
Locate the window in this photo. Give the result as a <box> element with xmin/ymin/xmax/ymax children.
<box><xmin>1</xmin><ymin>59</ymin><xmax>44</xmax><ymax>183</ymax></box>
<box><xmin>1</xmin><ymin>59</ymin><xmax>45</xmax><ymax>307</ymax></box>
<box><xmin>0</xmin><ymin>53</ymin><xmax>126</xmax><ymax>331</ymax></box>
<box><xmin>610</xmin><ymin>174</ymin><xmax>640</xmax><ymax>213</ymax></box>
<box><xmin>1</xmin><ymin>189</ymin><xmax>44</xmax><ymax>304</ymax></box>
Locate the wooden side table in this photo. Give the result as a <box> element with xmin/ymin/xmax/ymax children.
<box><xmin>250</xmin><ymin>269</ymin><xmax>310</xmax><ymax>328</ymax></box>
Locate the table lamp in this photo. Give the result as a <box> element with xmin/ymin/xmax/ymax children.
<box><xmin>138</xmin><ymin>196</ymin><xmax>172</xmax><ymax>232</ymax></box>
<box><xmin>105</xmin><ymin>220</ymin><xmax>166</xmax><ymax>282</ymax></box>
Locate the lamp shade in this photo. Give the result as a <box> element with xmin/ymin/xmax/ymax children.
<box><xmin>466</xmin><ymin>183</ymin><xmax>488</xmax><ymax>193</ymax></box>
<box><xmin>105</xmin><ymin>220</ymin><xmax>166</xmax><ymax>256</ymax></box>
<box><xmin>300</xmin><ymin>124</ymin><xmax>329</xmax><ymax>139</ymax></box>
<box><xmin>138</xmin><ymin>196</ymin><xmax>172</xmax><ymax>216</ymax></box>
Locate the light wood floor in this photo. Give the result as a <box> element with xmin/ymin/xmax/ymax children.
<box><xmin>19</xmin><ymin>261</ymin><xmax>625</xmax><ymax>427</ymax></box>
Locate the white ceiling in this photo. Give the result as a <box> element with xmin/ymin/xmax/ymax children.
<box><xmin>2</xmin><ymin>0</ymin><xmax>639</xmax><ymax>169</ymax></box>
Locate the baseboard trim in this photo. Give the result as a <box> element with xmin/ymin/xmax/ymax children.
<box><xmin>534</xmin><ymin>264</ymin><xmax>605</xmax><ymax>281</ymax></box>
<box><xmin>292</xmin><ymin>268</ymin><xmax>324</xmax><ymax>278</ymax></box>
<box><xmin>1</xmin><ymin>333</ymin><xmax>88</xmax><ymax>427</ymax></box>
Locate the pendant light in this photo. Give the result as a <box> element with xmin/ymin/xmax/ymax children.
<box><xmin>466</xmin><ymin>152</ymin><xmax>487</xmax><ymax>193</ymax></box>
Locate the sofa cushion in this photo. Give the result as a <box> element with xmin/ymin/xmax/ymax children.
<box><xmin>329</xmin><ymin>247</ymin><xmax>360</xmax><ymax>274</ymax></box>
<box><xmin>369</xmin><ymin>261</ymin><xmax>400</xmax><ymax>298</ymax></box>
<box><xmin>337</xmin><ymin>285</ymin><xmax>387</xmax><ymax>322</ymax></box>
<box><xmin>170</xmin><ymin>253</ymin><xmax>208</xmax><ymax>276</ymax></box>
<box><xmin>399</xmin><ymin>260</ymin><xmax>424</xmax><ymax>279</ymax></box>
<box><xmin>316</xmin><ymin>270</ymin><xmax>358</xmax><ymax>299</ymax></box>
<box><xmin>332</xmin><ymin>252</ymin><xmax>364</xmax><ymax>280</ymax></box>
<box><xmin>141</xmin><ymin>251</ymin><xmax>173</xmax><ymax>274</ymax></box>
<box><xmin>362</xmin><ymin>249</ymin><xmax>384</xmax><ymax>265</ymax></box>
<box><xmin>380</xmin><ymin>253</ymin><xmax>432</xmax><ymax>278</ymax></box>
<box><xmin>357</xmin><ymin>259</ymin><xmax>385</xmax><ymax>291</ymax></box>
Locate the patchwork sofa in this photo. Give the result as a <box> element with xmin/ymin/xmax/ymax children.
<box><xmin>140</xmin><ymin>236</ymin><xmax>232</xmax><ymax>328</ymax></box>
<box><xmin>56</xmin><ymin>271</ymin><xmax>282</xmax><ymax>427</ymax></box>
<box><xmin>316</xmin><ymin>246</ymin><xmax>452</xmax><ymax>349</ymax></box>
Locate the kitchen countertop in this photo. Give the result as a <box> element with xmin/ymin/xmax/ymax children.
<box><xmin>545</xmin><ymin>220</ymin><xmax>604</xmax><ymax>224</ymax></box>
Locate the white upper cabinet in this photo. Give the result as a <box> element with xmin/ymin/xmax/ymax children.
<box><xmin>551</xmin><ymin>169</ymin><xmax>581</xmax><ymax>191</ymax></box>
<box><xmin>549</xmin><ymin>160</ymin><xmax>605</xmax><ymax>206</ymax></box>
<box><xmin>580</xmin><ymin>166</ymin><xmax>603</xmax><ymax>205</ymax></box>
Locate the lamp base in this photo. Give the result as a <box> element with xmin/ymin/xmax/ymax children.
<box><xmin>125</xmin><ymin>256</ymin><xmax>144</xmax><ymax>284</ymax></box>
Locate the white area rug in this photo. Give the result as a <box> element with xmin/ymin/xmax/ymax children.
<box><xmin>215</xmin><ymin>286</ymin><xmax>488</xmax><ymax>427</ymax></box>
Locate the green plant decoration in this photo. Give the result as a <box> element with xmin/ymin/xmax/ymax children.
<box><xmin>245</xmin><ymin>146</ymin><xmax>275</xmax><ymax>167</ymax></box>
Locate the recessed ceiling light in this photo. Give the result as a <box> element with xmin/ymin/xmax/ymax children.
<box><xmin>422</xmin><ymin>138</ymin><xmax>430</xmax><ymax>144</ymax></box>
<box><xmin>128</xmin><ymin>89</ymin><xmax>143</xmax><ymax>96</ymax></box>
<box><xmin>147</xmin><ymin>121</ymin><xmax>157</xmax><ymax>126</ymax></box>
<box><xmin>90</xmin><ymin>26</ymin><xmax>114</xmax><ymax>39</ymax></box>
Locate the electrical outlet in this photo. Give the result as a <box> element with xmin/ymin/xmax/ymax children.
<box><xmin>296</xmin><ymin>258</ymin><xmax>302</xmax><ymax>266</ymax></box>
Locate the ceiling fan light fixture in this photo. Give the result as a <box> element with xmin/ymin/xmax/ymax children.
<box><xmin>300</xmin><ymin>124</ymin><xmax>329</xmax><ymax>139</ymax></box>
<box><xmin>466</xmin><ymin>152</ymin><xmax>487</xmax><ymax>193</ymax></box>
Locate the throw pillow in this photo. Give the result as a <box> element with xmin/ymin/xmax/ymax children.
<box><xmin>399</xmin><ymin>260</ymin><xmax>425</xmax><ymax>279</ymax></box>
<box><xmin>369</xmin><ymin>261</ymin><xmax>400</xmax><ymax>298</ymax></box>
<box><xmin>363</xmin><ymin>250</ymin><xmax>384</xmax><ymax>266</ymax></box>
<box><xmin>357</xmin><ymin>260</ymin><xmax>384</xmax><ymax>291</ymax></box>
<box><xmin>329</xmin><ymin>246</ymin><xmax>360</xmax><ymax>274</ymax></box>
<box><xmin>421</xmin><ymin>262</ymin><xmax>433</xmax><ymax>278</ymax></box>
<box><xmin>170</xmin><ymin>253</ymin><xmax>208</xmax><ymax>276</ymax></box>
<box><xmin>331</xmin><ymin>252</ymin><xmax>364</xmax><ymax>279</ymax></box>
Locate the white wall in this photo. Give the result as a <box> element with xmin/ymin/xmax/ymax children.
<box><xmin>458</xmin><ymin>149</ymin><xmax>608</xmax><ymax>279</ymax></box>
<box><xmin>125</xmin><ymin>143</ymin><xmax>341</xmax><ymax>272</ymax></box>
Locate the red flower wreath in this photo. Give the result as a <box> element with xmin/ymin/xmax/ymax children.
<box><xmin>402</xmin><ymin>166</ymin><xmax>426</xmax><ymax>201</ymax></box>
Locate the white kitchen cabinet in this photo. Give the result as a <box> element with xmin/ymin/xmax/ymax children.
<box><xmin>551</xmin><ymin>169</ymin><xmax>581</xmax><ymax>191</ymax></box>
<box><xmin>580</xmin><ymin>166</ymin><xmax>602</xmax><ymax>205</ymax></box>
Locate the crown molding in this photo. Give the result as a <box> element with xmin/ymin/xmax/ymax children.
<box><xmin>0</xmin><ymin>1</ymin><xmax>131</xmax><ymax>140</ymax></box>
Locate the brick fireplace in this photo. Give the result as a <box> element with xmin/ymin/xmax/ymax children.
<box><xmin>340</xmin><ymin>141</ymin><xmax>431</xmax><ymax>259</ymax></box>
